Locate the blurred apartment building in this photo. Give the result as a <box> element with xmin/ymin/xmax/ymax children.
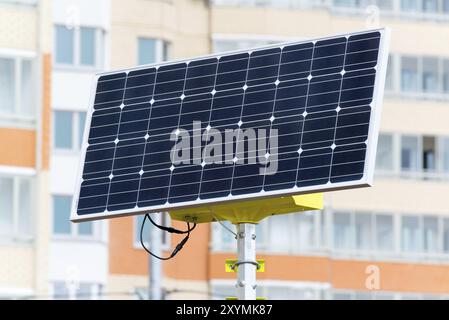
<box><xmin>2</xmin><ymin>0</ymin><xmax>449</xmax><ymax>299</ymax></box>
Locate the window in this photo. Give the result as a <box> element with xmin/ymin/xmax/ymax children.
<box><xmin>138</xmin><ymin>38</ymin><xmax>170</xmax><ymax>66</ymax></box>
<box><xmin>443</xmin><ymin>218</ymin><xmax>449</xmax><ymax>253</ymax></box>
<box><xmin>375</xmin><ymin>214</ymin><xmax>393</xmax><ymax>251</ymax></box>
<box><xmin>423</xmin><ymin>216</ymin><xmax>438</xmax><ymax>252</ymax></box>
<box><xmin>213</xmin><ymin>38</ymin><xmax>278</xmax><ymax>54</ymax></box>
<box><xmin>53</xmin><ymin>111</ymin><xmax>87</xmax><ymax>151</ymax></box>
<box><xmin>376</xmin><ymin>134</ymin><xmax>393</xmax><ymax>171</ymax></box>
<box><xmin>401</xmin><ymin>136</ymin><xmax>419</xmax><ymax>172</ymax></box>
<box><xmin>54</xmin><ymin>25</ymin><xmax>103</xmax><ymax>69</ymax></box>
<box><xmin>268</xmin><ymin>214</ymin><xmax>291</xmax><ymax>251</ymax></box>
<box><xmin>53</xmin><ymin>195</ymin><xmax>94</xmax><ymax>237</ymax></box>
<box><xmin>355</xmin><ymin>213</ymin><xmax>371</xmax><ymax>250</ymax></box>
<box><xmin>294</xmin><ymin>213</ymin><xmax>315</xmax><ymax>250</ymax></box>
<box><xmin>0</xmin><ymin>176</ymin><xmax>33</xmax><ymax>240</ymax></box>
<box><xmin>55</xmin><ymin>25</ymin><xmax>74</xmax><ymax>65</ymax></box>
<box><xmin>422</xmin><ymin>0</ymin><xmax>438</xmax><ymax>12</ymax></box>
<box><xmin>135</xmin><ymin>213</ymin><xmax>170</xmax><ymax>248</ymax></box>
<box><xmin>53</xmin><ymin>281</ymin><xmax>102</xmax><ymax>300</ymax></box>
<box><xmin>401</xmin><ymin>215</ymin><xmax>421</xmax><ymax>252</ymax></box>
<box><xmin>443</xmin><ymin>60</ymin><xmax>449</xmax><ymax>93</ymax></box>
<box><xmin>80</xmin><ymin>27</ymin><xmax>96</xmax><ymax>66</ymax></box>
<box><xmin>441</xmin><ymin>137</ymin><xmax>449</xmax><ymax>173</ymax></box>
<box><xmin>0</xmin><ymin>178</ymin><xmax>13</xmax><ymax>237</ymax></box>
<box><xmin>401</xmin><ymin>57</ymin><xmax>418</xmax><ymax>92</ymax></box>
<box><xmin>444</xmin><ymin>0</ymin><xmax>449</xmax><ymax>12</ymax></box>
<box><xmin>401</xmin><ymin>0</ymin><xmax>419</xmax><ymax>11</ymax></box>
<box><xmin>54</xmin><ymin>111</ymin><xmax>73</xmax><ymax>150</ymax></box>
<box><xmin>0</xmin><ymin>56</ymin><xmax>34</xmax><ymax>119</ymax></box>
<box><xmin>334</xmin><ymin>212</ymin><xmax>353</xmax><ymax>250</ymax></box>
<box><xmin>422</xmin><ymin>58</ymin><xmax>438</xmax><ymax>93</ymax></box>
<box><xmin>422</xmin><ymin>136</ymin><xmax>436</xmax><ymax>172</ymax></box>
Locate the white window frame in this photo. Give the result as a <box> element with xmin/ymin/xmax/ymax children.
<box><xmin>0</xmin><ymin>49</ymin><xmax>36</xmax><ymax>127</ymax></box>
<box><xmin>52</xmin><ymin>194</ymin><xmax>100</xmax><ymax>241</ymax></box>
<box><xmin>54</xmin><ymin>24</ymin><xmax>104</xmax><ymax>71</ymax></box>
<box><xmin>133</xmin><ymin>213</ymin><xmax>171</xmax><ymax>250</ymax></box>
<box><xmin>0</xmin><ymin>171</ymin><xmax>34</xmax><ymax>243</ymax></box>
<box><xmin>52</xmin><ymin>110</ymin><xmax>87</xmax><ymax>153</ymax></box>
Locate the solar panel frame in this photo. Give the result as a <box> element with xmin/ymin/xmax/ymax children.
<box><xmin>71</xmin><ymin>27</ymin><xmax>390</xmax><ymax>222</ymax></box>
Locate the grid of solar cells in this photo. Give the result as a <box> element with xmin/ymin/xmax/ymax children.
<box><xmin>76</xmin><ymin>30</ymin><xmax>382</xmax><ymax>216</ymax></box>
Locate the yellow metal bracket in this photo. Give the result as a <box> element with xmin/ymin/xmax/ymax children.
<box><xmin>168</xmin><ymin>193</ymin><xmax>323</xmax><ymax>224</ymax></box>
<box><xmin>225</xmin><ymin>259</ymin><xmax>265</xmax><ymax>273</ymax></box>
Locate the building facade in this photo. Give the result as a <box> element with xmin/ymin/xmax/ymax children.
<box><xmin>104</xmin><ymin>0</ymin><xmax>449</xmax><ymax>300</ymax></box>
<box><xmin>0</xmin><ymin>0</ymin><xmax>52</xmax><ymax>299</ymax></box>
<box><xmin>2</xmin><ymin>0</ymin><xmax>449</xmax><ymax>300</ymax></box>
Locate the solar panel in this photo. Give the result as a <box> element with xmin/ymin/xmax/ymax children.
<box><xmin>71</xmin><ymin>28</ymin><xmax>390</xmax><ymax>222</ymax></box>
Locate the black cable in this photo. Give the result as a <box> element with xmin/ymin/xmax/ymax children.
<box><xmin>147</xmin><ymin>214</ymin><xmax>196</xmax><ymax>234</ymax></box>
<box><xmin>140</xmin><ymin>213</ymin><xmax>196</xmax><ymax>260</ymax></box>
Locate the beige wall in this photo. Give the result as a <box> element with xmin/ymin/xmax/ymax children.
<box><xmin>0</xmin><ymin>4</ymin><xmax>37</xmax><ymax>50</ymax></box>
<box><xmin>110</xmin><ymin>0</ymin><xmax>210</xmax><ymax>69</ymax></box>
<box><xmin>0</xmin><ymin>247</ymin><xmax>34</xmax><ymax>289</ymax></box>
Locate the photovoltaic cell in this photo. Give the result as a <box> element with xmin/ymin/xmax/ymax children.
<box><xmin>72</xmin><ymin>29</ymin><xmax>389</xmax><ymax>221</ymax></box>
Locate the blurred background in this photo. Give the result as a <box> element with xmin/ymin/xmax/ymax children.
<box><xmin>1</xmin><ymin>0</ymin><xmax>449</xmax><ymax>300</ymax></box>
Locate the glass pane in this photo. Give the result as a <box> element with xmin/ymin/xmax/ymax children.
<box><xmin>443</xmin><ymin>60</ymin><xmax>449</xmax><ymax>93</ymax></box>
<box><xmin>138</xmin><ymin>38</ymin><xmax>157</xmax><ymax>65</ymax></box>
<box><xmin>333</xmin><ymin>292</ymin><xmax>352</xmax><ymax>300</ymax></box>
<box><xmin>376</xmin><ymin>0</ymin><xmax>394</xmax><ymax>9</ymax></box>
<box><xmin>295</xmin><ymin>212</ymin><xmax>315</xmax><ymax>250</ymax></box>
<box><xmin>320</xmin><ymin>210</ymin><xmax>327</xmax><ymax>247</ymax></box>
<box><xmin>53</xmin><ymin>281</ymin><xmax>69</xmax><ymax>300</ymax></box>
<box><xmin>136</xmin><ymin>215</ymin><xmax>148</xmax><ymax>245</ymax></box>
<box><xmin>376</xmin><ymin>134</ymin><xmax>393</xmax><ymax>171</ymax></box>
<box><xmin>21</xmin><ymin>59</ymin><xmax>33</xmax><ymax>116</ymax></box>
<box><xmin>76</xmin><ymin>283</ymin><xmax>92</xmax><ymax>300</ymax></box>
<box><xmin>374</xmin><ymin>292</ymin><xmax>394</xmax><ymax>300</ymax></box>
<box><xmin>78</xmin><ymin>112</ymin><xmax>86</xmax><ymax>149</ymax></box>
<box><xmin>334</xmin><ymin>212</ymin><xmax>353</xmax><ymax>249</ymax></box>
<box><xmin>444</xmin><ymin>0</ymin><xmax>449</xmax><ymax>12</ymax></box>
<box><xmin>0</xmin><ymin>177</ymin><xmax>14</xmax><ymax>236</ymax></box>
<box><xmin>422</xmin><ymin>57</ymin><xmax>438</xmax><ymax>93</ymax></box>
<box><xmin>401</xmin><ymin>57</ymin><xmax>418</xmax><ymax>92</ymax></box>
<box><xmin>53</xmin><ymin>196</ymin><xmax>71</xmax><ymax>235</ymax></box>
<box><xmin>354</xmin><ymin>291</ymin><xmax>372</xmax><ymax>300</ymax></box>
<box><xmin>376</xmin><ymin>214</ymin><xmax>393</xmax><ymax>251</ymax></box>
<box><xmin>401</xmin><ymin>136</ymin><xmax>419</xmax><ymax>171</ymax></box>
<box><xmin>268</xmin><ymin>214</ymin><xmax>290</xmax><ymax>252</ymax></box>
<box><xmin>441</xmin><ymin>138</ymin><xmax>449</xmax><ymax>173</ymax></box>
<box><xmin>162</xmin><ymin>41</ymin><xmax>170</xmax><ymax>62</ymax></box>
<box><xmin>443</xmin><ymin>218</ymin><xmax>449</xmax><ymax>252</ymax></box>
<box><xmin>54</xmin><ymin>111</ymin><xmax>73</xmax><ymax>149</ymax></box>
<box><xmin>78</xmin><ymin>221</ymin><xmax>93</xmax><ymax>236</ymax></box>
<box><xmin>0</xmin><ymin>58</ymin><xmax>15</xmax><ymax>114</ymax></box>
<box><xmin>401</xmin><ymin>0</ymin><xmax>418</xmax><ymax>11</ymax></box>
<box><xmin>55</xmin><ymin>25</ymin><xmax>74</xmax><ymax>64</ymax></box>
<box><xmin>423</xmin><ymin>216</ymin><xmax>438</xmax><ymax>252</ymax></box>
<box><xmin>18</xmin><ymin>179</ymin><xmax>32</xmax><ymax>237</ymax></box>
<box><xmin>401</xmin><ymin>215</ymin><xmax>421</xmax><ymax>252</ymax></box>
<box><xmin>422</xmin><ymin>136</ymin><xmax>435</xmax><ymax>171</ymax></box>
<box><xmin>80</xmin><ymin>27</ymin><xmax>96</xmax><ymax>66</ymax></box>
<box><xmin>256</xmin><ymin>220</ymin><xmax>265</xmax><ymax>245</ymax></box>
<box><xmin>422</xmin><ymin>0</ymin><xmax>438</xmax><ymax>12</ymax></box>
<box><xmin>333</xmin><ymin>0</ymin><xmax>360</xmax><ymax>7</ymax></box>
<box><xmin>355</xmin><ymin>213</ymin><xmax>372</xmax><ymax>250</ymax></box>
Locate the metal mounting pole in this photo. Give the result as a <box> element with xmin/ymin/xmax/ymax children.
<box><xmin>236</xmin><ymin>223</ymin><xmax>257</xmax><ymax>300</ymax></box>
<box><xmin>149</xmin><ymin>213</ymin><xmax>162</xmax><ymax>300</ymax></box>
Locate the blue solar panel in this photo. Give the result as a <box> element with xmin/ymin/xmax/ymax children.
<box><xmin>72</xmin><ymin>28</ymin><xmax>390</xmax><ymax>221</ymax></box>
